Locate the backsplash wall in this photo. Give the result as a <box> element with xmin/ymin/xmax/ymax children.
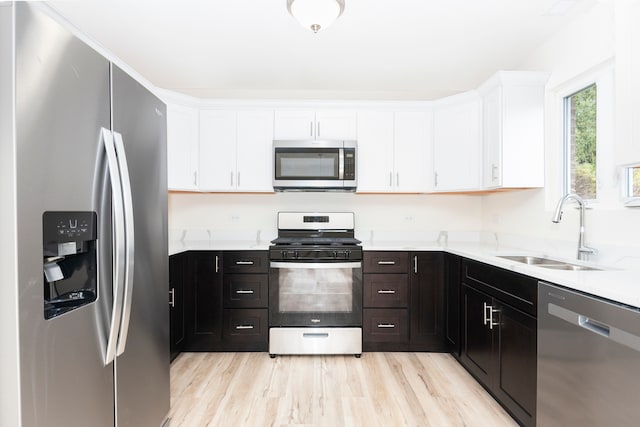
<box><xmin>168</xmin><ymin>192</ymin><xmax>484</xmax><ymax>240</ymax></box>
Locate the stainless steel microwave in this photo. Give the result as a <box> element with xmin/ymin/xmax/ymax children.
<box><xmin>273</xmin><ymin>140</ymin><xmax>357</xmax><ymax>191</ymax></box>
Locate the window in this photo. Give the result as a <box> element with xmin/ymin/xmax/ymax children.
<box><xmin>625</xmin><ymin>165</ymin><xmax>640</xmax><ymax>198</ymax></box>
<box><xmin>563</xmin><ymin>84</ymin><xmax>597</xmax><ymax>199</ymax></box>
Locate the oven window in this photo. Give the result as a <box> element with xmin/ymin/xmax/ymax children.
<box><xmin>278</xmin><ymin>268</ymin><xmax>352</xmax><ymax>313</ymax></box>
<box><xmin>275</xmin><ymin>150</ymin><xmax>339</xmax><ymax>179</ymax></box>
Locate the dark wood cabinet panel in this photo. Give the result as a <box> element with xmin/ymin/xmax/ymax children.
<box><xmin>363</xmin><ymin>273</ymin><xmax>409</xmax><ymax>308</ymax></box>
<box><xmin>184</xmin><ymin>251</ymin><xmax>223</xmax><ymax>351</ymax></box>
<box><xmin>222</xmin><ymin>251</ymin><xmax>268</xmax><ymax>274</ymax></box>
<box><xmin>409</xmin><ymin>252</ymin><xmax>445</xmax><ymax>351</ymax></box>
<box><xmin>222</xmin><ymin>308</ymin><xmax>268</xmax><ymax>351</ymax></box>
<box><xmin>363</xmin><ymin>308</ymin><xmax>409</xmax><ymax>350</ymax></box>
<box><xmin>363</xmin><ymin>251</ymin><xmax>410</xmax><ymax>273</ymax></box>
<box><xmin>494</xmin><ymin>302</ymin><xmax>536</xmax><ymax>426</ymax></box>
<box><xmin>459</xmin><ymin>259</ymin><xmax>536</xmax><ymax>427</ymax></box>
<box><xmin>169</xmin><ymin>253</ymin><xmax>187</xmax><ymax>362</ymax></box>
<box><xmin>223</xmin><ymin>274</ymin><xmax>269</xmax><ymax>308</ymax></box>
<box><xmin>444</xmin><ymin>253</ymin><xmax>461</xmax><ymax>356</ymax></box>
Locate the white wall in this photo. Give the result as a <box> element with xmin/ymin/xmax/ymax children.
<box><xmin>482</xmin><ymin>1</ymin><xmax>640</xmax><ymax>264</ymax></box>
<box><xmin>169</xmin><ymin>192</ymin><xmax>484</xmax><ymax>241</ymax></box>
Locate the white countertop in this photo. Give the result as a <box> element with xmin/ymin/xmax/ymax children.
<box><xmin>169</xmin><ymin>239</ymin><xmax>640</xmax><ymax>309</ymax></box>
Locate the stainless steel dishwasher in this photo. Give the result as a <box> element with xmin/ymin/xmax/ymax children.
<box><xmin>538</xmin><ymin>281</ymin><xmax>640</xmax><ymax>426</ymax></box>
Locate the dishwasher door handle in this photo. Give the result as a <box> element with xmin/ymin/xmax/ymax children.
<box><xmin>548</xmin><ymin>303</ymin><xmax>640</xmax><ymax>352</ymax></box>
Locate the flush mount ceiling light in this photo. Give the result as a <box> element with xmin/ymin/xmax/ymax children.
<box><xmin>287</xmin><ymin>0</ymin><xmax>345</xmax><ymax>33</ymax></box>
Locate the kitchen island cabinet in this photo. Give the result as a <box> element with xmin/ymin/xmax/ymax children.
<box><xmin>459</xmin><ymin>258</ymin><xmax>537</xmax><ymax>427</ymax></box>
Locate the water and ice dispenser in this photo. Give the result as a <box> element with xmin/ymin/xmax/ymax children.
<box><xmin>43</xmin><ymin>211</ymin><xmax>98</xmax><ymax>319</ymax></box>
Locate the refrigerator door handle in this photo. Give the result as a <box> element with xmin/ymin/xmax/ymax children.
<box><xmin>102</xmin><ymin>127</ymin><xmax>126</xmax><ymax>366</ymax></box>
<box><xmin>113</xmin><ymin>131</ymin><xmax>135</xmax><ymax>356</ymax></box>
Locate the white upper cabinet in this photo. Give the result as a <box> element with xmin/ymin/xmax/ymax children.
<box><xmin>274</xmin><ymin>109</ymin><xmax>357</xmax><ymax>140</ymax></box>
<box><xmin>357</xmin><ymin>110</ymin><xmax>430</xmax><ymax>193</ymax></box>
<box><xmin>166</xmin><ymin>104</ymin><xmax>199</xmax><ymax>191</ymax></box>
<box><xmin>199</xmin><ymin>109</ymin><xmax>274</xmax><ymax>192</ymax></box>
<box><xmin>432</xmin><ymin>92</ymin><xmax>482</xmax><ymax>192</ymax></box>
<box><xmin>615</xmin><ymin>0</ymin><xmax>640</xmax><ymax>166</ymax></box>
<box><xmin>478</xmin><ymin>71</ymin><xmax>548</xmax><ymax>189</ymax></box>
<box><xmin>356</xmin><ymin>111</ymin><xmax>395</xmax><ymax>192</ymax></box>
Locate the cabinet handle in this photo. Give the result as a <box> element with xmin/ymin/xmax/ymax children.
<box><xmin>230</xmin><ymin>171</ymin><xmax>234</xmax><ymax>187</ymax></box>
<box><xmin>310</xmin><ymin>121</ymin><xmax>314</xmax><ymax>137</ymax></box>
<box><xmin>396</xmin><ymin>172</ymin><xmax>400</xmax><ymax>187</ymax></box>
<box><xmin>489</xmin><ymin>307</ymin><xmax>499</xmax><ymax>330</ymax></box>
<box><xmin>377</xmin><ymin>261</ymin><xmax>396</xmax><ymax>265</ymax></box>
<box><xmin>235</xmin><ymin>290</ymin><xmax>254</xmax><ymax>294</ymax></box>
<box><xmin>193</xmin><ymin>171</ymin><xmax>197</xmax><ymax>186</ymax></box>
<box><xmin>377</xmin><ymin>323</ymin><xmax>396</xmax><ymax>328</ymax></box>
<box><xmin>389</xmin><ymin>172</ymin><xmax>393</xmax><ymax>187</ymax></box>
<box><xmin>377</xmin><ymin>289</ymin><xmax>396</xmax><ymax>294</ymax></box>
<box><xmin>235</xmin><ymin>261</ymin><xmax>254</xmax><ymax>265</ymax></box>
<box><xmin>169</xmin><ymin>288</ymin><xmax>175</xmax><ymax>307</ymax></box>
<box><xmin>235</xmin><ymin>325</ymin><xmax>254</xmax><ymax>330</ymax></box>
<box><xmin>237</xmin><ymin>172</ymin><xmax>240</xmax><ymax>188</ymax></box>
<box><xmin>492</xmin><ymin>164</ymin><xmax>499</xmax><ymax>182</ymax></box>
<box><xmin>215</xmin><ymin>255</ymin><xmax>219</xmax><ymax>273</ymax></box>
<box><xmin>483</xmin><ymin>302</ymin><xmax>489</xmax><ymax>325</ymax></box>
<box><xmin>413</xmin><ymin>256</ymin><xmax>418</xmax><ymax>273</ymax></box>
<box><xmin>434</xmin><ymin>172</ymin><xmax>438</xmax><ymax>187</ymax></box>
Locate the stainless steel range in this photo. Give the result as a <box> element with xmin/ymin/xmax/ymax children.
<box><xmin>269</xmin><ymin>212</ymin><xmax>362</xmax><ymax>357</ymax></box>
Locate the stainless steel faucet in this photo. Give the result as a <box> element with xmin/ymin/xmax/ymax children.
<box><xmin>552</xmin><ymin>193</ymin><xmax>597</xmax><ymax>261</ymax></box>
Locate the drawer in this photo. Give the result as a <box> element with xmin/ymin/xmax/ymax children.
<box><xmin>363</xmin><ymin>251</ymin><xmax>409</xmax><ymax>273</ymax></box>
<box><xmin>363</xmin><ymin>308</ymin><xmax>409</xmax><ymax>343</ymax></box>
<box><xmin>223</xmin><ymin>251</ymin><xmax>268</xmax><ymax>273</ymax></box>
<box><xmin>363</xmin><ymin>274</ymin><xmax>409</xmax><ymax>308</ymax></box>
<box><xmin>223</xmin><ymin>274</ymin><xmax>268</xmax><ymax>308</ymax></box>
<box><xmin>222</xmin><ymin>308</ymin><xmax>268</xmax><ymax>344</ymax></box>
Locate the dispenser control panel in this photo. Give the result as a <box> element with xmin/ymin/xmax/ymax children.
<box><xmin>43</xmin><ymin>211</ymin><xmax>97</xmax><ymax>243</ymax></box>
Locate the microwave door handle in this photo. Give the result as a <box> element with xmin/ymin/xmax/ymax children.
<box><xmin>339</xmin><ymin>148</ymin><xmax>344</xmax><ymax>180</ymax></box>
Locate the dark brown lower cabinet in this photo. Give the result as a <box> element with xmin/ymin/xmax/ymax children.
<box><xmin>409</xmin><ymin>252</ymin><xmax>445</xmax><ymax>351</ymax></box>
<box><xmin>169</xmin><ymin>252</ymin><xmax>187</xmax><ymax>362</ymax></box>
<box><xmin>460</xmin><ymin>283</ymin><xmax>537</xmax><ymax>427</ymax></box>
<box><xmin>222</xmin><ymin>308</ymin><xmax>268</xmax><ymax>350</ymax></box>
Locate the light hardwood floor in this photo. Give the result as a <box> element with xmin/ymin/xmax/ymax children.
<box><xmin>169</xmin><ymin>352</ymin><xmax>517</xmax><ymax>427</ymax></box>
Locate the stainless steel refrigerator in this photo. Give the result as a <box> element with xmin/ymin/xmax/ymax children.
<box><xmin>0</xmin><ymin>3</ymin><xmax>170</xmax><ymax>426</ymax></box>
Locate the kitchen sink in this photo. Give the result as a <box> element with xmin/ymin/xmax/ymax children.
<box><xmin>497</xmin><ymin>255</ymin><xmax>603</xmax><ymax>271</ymax></box>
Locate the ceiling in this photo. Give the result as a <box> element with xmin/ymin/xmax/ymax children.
<box><xmin>48</xmin><ymin>0</ymin><xmax>598</xmax><ymax>100</ymax></box>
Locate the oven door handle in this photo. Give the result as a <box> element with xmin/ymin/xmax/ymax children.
<box><xmin>270</xmin><ymin>261</ymin><xmax>362</xmax><ymax>269</ymax></box>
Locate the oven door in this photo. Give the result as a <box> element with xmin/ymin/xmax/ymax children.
<box><xmin>269</xmin><ymin>261</ymin><xmax>362</xmax><ymax>327</ymax></box>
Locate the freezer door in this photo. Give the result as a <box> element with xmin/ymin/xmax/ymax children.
<box><xmin>111</xmin><ymin>64</ymin><xmax>170</xmax><ymax>427</ymax></box>
<box><xmin>15</xmin><ymin>4</ymin><xmax>115</xmax><ymax>427</ymax></box>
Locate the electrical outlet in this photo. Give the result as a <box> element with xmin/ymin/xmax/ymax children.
<box><xmin>404</xmin><ymin>215</ymin><xmax>414</xmax><ymax>222</ymax></box>
<box><xmin>231</xmin><ymin>214</ymin><xmax>240</xmax><ymax>221</ymax></box>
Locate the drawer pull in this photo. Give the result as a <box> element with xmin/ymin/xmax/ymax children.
<box><xmin>235</xmin><ymin>261</ymin><xmax>254</xmax><ymax>265</ymax></box>
<box><xmin>303</xmin><ymin>332</ymin><xmax>329</xmax><ymax>338</ymax></box>
<box><xmin>235</xmin><ymin>290</ymin><xmax>254</xmax><ymax>294</ymax></box>
<box><xmin>377</xmin><ymin>290</ymin><xmax>396</xmax><ymax>294</ymax></box>
<box><xmin>235</xmin><ymin>325</ymin><xmax>254</xmax><ymax>330</ymax></box>
<box><xmin>377</xmin><ymin>323</ymin><xmax>396</xmax><ymax>328</ymax></box>
<box><xmin>377</xmin><ymin>261</ymin><xmax>396</xmax><ymax>265</ymax></box>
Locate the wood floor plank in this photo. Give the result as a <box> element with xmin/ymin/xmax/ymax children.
<box><xmin>169</xmin><ymin>352</ymin><xmax>517</xmax><ymax>427</ymax></box>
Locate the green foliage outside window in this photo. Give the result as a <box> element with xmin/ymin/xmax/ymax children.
<box><xmin>568</xmin><ymin>85</ymin><xmax>597</xmax><ymax>199</ymax></box>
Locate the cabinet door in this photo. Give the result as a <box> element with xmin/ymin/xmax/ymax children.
<box><xmin>199</xmin><ymin>110</ymin><xmax>237</xmax><ymax>191</ymax></box>
<box><xmin>444</xmin><ymin>253</ymin><xmax>461</xmax><ymax>355</ymax></box>
<box><xmin>169</xmin><ymin>253</ymin><xmax>187</xmax><ymax>362</ymax></box>
<box><xmin>185</xmin><ymin>252</ymin><xmax>222</xmax><ymax>350</ymax></box>
<box><xmin>363</xmin><ymin>274</ymin><xmax>409</xmax><ymax>308</ymax></box>
<box><xmin>483</xmin><ymin>87</ymin><xmax>502</xmax><ymax>188</ymax></box>
<box><xmin>409</xmin><ymin>252</ymin><xmax>445</xmax><ymax>351</ymax></box>
<box><xmin>494</xmin><ymin>302</ymin><xmax>537</xmax><ymax>427</ymax></box>
<box><xmin>273</xmin><ymin>110</ymin><xmax>315</xmax><ymax>140</ymax></box>
<box><xmin>315</xmin><ymin>110</ymin><xmax>357</xmax><ymax>140</ymax></box>
<box><xmin>223</xmin><ymin>274</ymin><xmax>269</xmax><ymax>308</ymax></box>
<box><xmin>166</xmin><ymin>104</ymin><xmax>199</xmax><ymax>191</ymax></box>
<box><xmin>433</xmin><ymin>96</ymin><xmax>482</xmax><ymax>191</ymax></box>
<box><xmin>460</xmin><ymin>284</ymin><xmax>493</xmax><ymax>386</ymax></box>
<box><xmin>356</xmin><ymin>111</ymin><xmax>395</xmax><ymax>192</ymax></box>
<box><xmin>394</xmin><ymin>111</ymin><xmax>431</xmax><ymax>192</ymax></box>
<box><xmin>222</xmin><ymin>308</ymin><xmax>268</xmax><ymax>350</ymax></box>
<box><xmin>236</xmin><ymin>110</ymin><xmax>274</xmax><ymax>192</ymax></box>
